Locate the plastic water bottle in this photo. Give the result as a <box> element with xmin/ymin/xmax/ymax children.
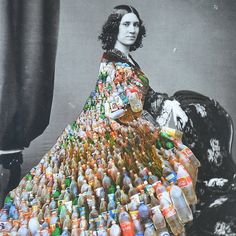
<box><xmin>144</xmin><ymin>222</ymin><xmax>158</xmax><ymax>236</ymax></box>
<box><xmin>159</xmin><ymin>192</ymin><xmax>184</xmax><ymax>235</ymax></box>
<box><xmin>174</xmin><ymin>146</ymin><xmax>200</xmax><ymax>189</ymax></box>
<box><xmin>174</xmin><ymin>162</ymin><xmax>197</xmax><ymax>205</ymax></box>
<box><xmin>138</xmin><ymin>202</ymin><xmax>150</xmax><ymax>224</ymax></box>
<box><xmin>110</xmin><ymin>221</ymin><xmax>122</xmax><ymax>236</ymax></box>
<box><xmin>132</xmin><ymin>215</ymin><xmax>144</xmax><ymax>236</ymax></box>
<box><xmin>169</xmin><ymin>183</ymin><xmax>193</xmax><ymax>223</ymax></box>
<box><xmin>151</xmin><ymin>206</ymin><xmax>170</xmax><ymax>236</ymax></box>
<box><xmin>97</xmin><ymin>225</ymin><xmax>108</xmax><ymax>236</ymax></box>
<box><xmin>175</xmin><ymin>142</ymin><xmax>201</xmax><ymax>168</ymax></box>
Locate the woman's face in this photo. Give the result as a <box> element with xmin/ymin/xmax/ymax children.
<box><xmin>116</xmin><ymin>13</ymin><xmax>140</xmax><ymax>47</ymax></box>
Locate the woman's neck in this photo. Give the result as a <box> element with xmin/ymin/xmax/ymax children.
<box><xmin>114</xmin><ymin>41</ymin><xmax>130</xmax><ymax>57</ymax></box>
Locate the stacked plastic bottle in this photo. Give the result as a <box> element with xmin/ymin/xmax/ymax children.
<box><xmin>0</xmin><ymin>115</ymin><xmax>200</xmax><ymax>235</ymax></box>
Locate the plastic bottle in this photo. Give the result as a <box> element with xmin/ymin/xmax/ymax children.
<box><xmin>102</xmin><ymin>174</ymin><xmax>112</xmax><ymax>190</ymax></box>
<box><xmin>174</xmin><ymin>162</ymin><xmax>197</xmax><ymax>205</ymax></box>
<box><xmin>89</xmin><ymin>206</ymin><xmax>99</xmax><ymax>219</ymax></box>
<box><xmin>151</xmin><ymin>205</ymin><xmax>170</xmax><ymax>236</ymax></box>
<box><xmin>162</xmin><ymin>165</ymin><xmax>177</xmax><ymax>184</ymax></box>
<box><xmin>159</xmin><ymin>193</ymin><xmax>184</xmax><ymax>235</ymax></box>
<box><xmin>71</xmin><ymin>224</ymin><xmax>80</xmax><ymax>236</ymax></box>
<box><xmin>148</xmin><ymin>172</ymin><xmax>159</xmax><ymax>184</ymax></box>
<box><xmin>154</xmin><ymin>181</ymin><xmax>166</xmax><ymax>196</ymax></box>
<box><xmin>139</xmin><ymin>190</ymin><xmax>150</xmax><ymax>205</ymax></box>
<box><xmin>120</xmin><ymin>189</ymin><xmax>129</xmax><ymax>205</ymax></box>
<box><xmin>17</xmin><ymin>223</ymin><xmax>30</xmax><ymax>236</ymax></box>
<box><xmin>174</xmin><ymin>148</ymin><xmax>199</xmax><ymax>189</ymax></box>
<box><xmin>144</xmin><ymin>222</ymin><xmax>158</xmax><ymax>236</ymax></box>
<box><xmin>134</xmin><ymin>174</ymin><xmax>143</xmax><ymax>187</ymax></box>
<box><xmin>118</xmin><ymin>208</ymin><xmax>135</xmax><ymax>236</ymax></box>
<box><xmin>169</xmin><ymin>184</ymin><xmax>193</xmax><ymax>223</ymax></box>
<box><xmin>127</xmin><ymin>89</ymin><xmax>143</xmax><ymax>113</ymax></box>
<box><xmin>115</xmin><ymin>185</ymin><xmax>122</xmax><ymax>202</ymax></box>
<box><xmin>128</xmin><ymin>183</ymin><xmax>139</xmax><ymax>198</ymax></box>
<box><xmin>99</xmin><ymin>198</ymin><xmax>107</xmax><ymax>213</ymax></box>
<box><xmin>175</xmin><ymin>142</ymin><xmax>201</xmax><ymax>168</ymax></box>
<box><xmin>138</xmin><ymin>202</ymin><xmax>150</xmax><ymax>224</ymax></box>
<box><xmin>132</xmin><ymin>215</ymin><xmax>144</xmax><ymax>236</ymax></box>
<box><xmin>28</xmin><ymin>214</ymin><xmax>40</xmax><ymax>235</ymax></box>
<box><xmin>97</xmin><ymin>225</ymin><xmax>108</xmax><ymax>236</ymax></box>
<box><xmin>61</xmin><ymin>227</ymin><xmax>71</xmax><ymax>236</ymax></box>
<box><xmin>150</xmin><ymin>193</ymin><xmax>160</xmax><ymax>208</ymax></box>
<box><xmin>110</xmin><ymin>221</ymin><xmax>121</xmax><ymax>236</ymax></box>
<box><xmin>160</xmin><ymin>127</ymin><xmax>183</xmax><ymax>140</ymax></box>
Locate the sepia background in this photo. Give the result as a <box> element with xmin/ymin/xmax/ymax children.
<box><xmin>23</xmin><ymin>0</ymin><xmax>236</xmax><ymax>175</ymax></box>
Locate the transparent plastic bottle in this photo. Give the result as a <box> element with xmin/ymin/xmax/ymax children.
<box><xmin>144</xmin><ymin>222</ymin><xmax>158</xmax><ymax>236</ymax></box>
<box><xmin>150</xmin><ymin>193</ymin><xmax>160</xmax><ymax>208</ymax></box>
<box><xmin>151</xmin><ymin>205</ymin><xmax>170</xmax><ymax>236</ymax></box>
<box><xmin>174</xmin><ymin>162</ymin><xmax>197</xmax><ymax>205</ymax></box>
<box><xmin>61</xmin><ymin>227</ymin><xmax>71</xmax><ymax>236</ymax></box>
<box><xmin>132</xmin><ymin>215</ymin><xmax>144</xmax><ymax>236</ymax></box>
<box><xmin>154</xmin><ymin>181</ymin><xmax>166</xmax><ymax>196</ymax></box>
<box><xmin>97</xmin><ymin>225</ymin><xmax>107</xmax><ymax>236</ymax></box>
<box><xmin>159</xmin><ymin>193</ymin><xmax>184</xmax><ymax>235</ymax></box>
<box><xmin>110</xmin><ymin>221</ymin><xmax>121</xmax><ymax>236</ymax></box>
<box><xmin>174</xmin><ymin>146</ymin><xmax>200</xmax><ymax>189</ymax></box>
<box><xmin>175</xmin><ymin>142</ymin><xmax>201</xmax><ymax>168</ymax></box>
<box><xmin>169</xmin><ymin>183</ymin><xmax>193</xmax><ymax>223</ymax></box>
<box><xmin>138</xmin><ymin>202</ymin><xmax>150</xmax><ymax>224</ymax></box>
<box><xmin>71</xmin><ymin>224</ymin><xmax>80</xmax><ymax>236</ymax></box>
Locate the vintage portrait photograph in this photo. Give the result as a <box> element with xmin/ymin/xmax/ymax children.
<box><xmin>0</xmin><ymin>0</ymin><xmax>236</xmax><ymax>235</ymax></box>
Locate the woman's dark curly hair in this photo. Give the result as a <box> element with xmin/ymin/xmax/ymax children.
<box><xmin>98</xmin><ymin>5</ymin><xmax>146</xmax><ymax>52</ymax></box>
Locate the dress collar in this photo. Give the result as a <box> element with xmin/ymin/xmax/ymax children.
<box><xmin>105</xmin><ymin>49</ymin><xmax>141</xmax><ymax>69</ymax></box>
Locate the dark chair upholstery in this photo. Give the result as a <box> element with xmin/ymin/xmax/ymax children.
<box><xmin>173</xmin><ymin>90</ymin><xmax>236</xmax><ymax>235</ymax></box>
<box><xmin>142</xmin><ymin>88</ymin><xmax>236</xmax><ymax>235</ymax></box>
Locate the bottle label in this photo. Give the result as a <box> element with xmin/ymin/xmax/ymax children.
<box><xmin>144</xmin><ymin>184</ymin><xmax>155</xmax><ymax>194</ymax></box>
<box><xmin>165</xmin><ymin>172</ymin><xmax>177</xmax><ymax>183</ymax></box>
<box><xmin>177</xmin><ymin>176</ymin><xmax>192</xmax><ymax>188</ymax></box>
<box><xmin>182</xmin><ymin>147</ymin><xmax>192</xmax><ymax>156</ymax></box>
<box><xmin>130</xmin><ymin>193</ymin><xmax>141</xmax><ymax>205</ymax></box>
<box><xmin>129</xmin><ymin>210</ymin><xmax>139</xmax><ymax>219</ymax></box>
<box><xmin>109</xmin><ymin>209</ymin><xmax>118</xmax><ymax>219</ymax></box>
<box><xmin>135</xmin><ymin>233</ymin><xmax>144</xmax><ymax>236</ymax></box>
<box><xmin>161</xmin><ymin>205</ymin><xmax>176</xmax><ymax>218</ymax></box>
<box><xmin>120</xmin><ymin>222</ymin><xmax>134</xmax><ymax>236</ymax></box>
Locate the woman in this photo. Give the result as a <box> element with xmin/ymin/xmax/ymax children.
<box><xmin>0</xmin><ymin>5</ymin><xmax>199</xmax><ymax>235</ymax></box>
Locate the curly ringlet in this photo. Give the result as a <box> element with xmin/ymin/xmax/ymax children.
<box><xmin>98</xmin><ymin>5</ymin><xmax>146</xmax><ymax>52</ymax></box>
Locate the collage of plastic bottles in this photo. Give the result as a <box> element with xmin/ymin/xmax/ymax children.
<box><xmin>0</xmin><ymin>120</ymin><xmax>200</xmax><ymax>235</ymax></box>
<box><xmin>0</xmin><ymin>60</ymin><xmax>200</xmax><ymax>235</ymax></box>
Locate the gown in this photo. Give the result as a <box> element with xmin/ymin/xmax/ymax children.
<box><xmin>0</xmin><ymin>49</ymin><xmax>200</xmax><ymax>235</ymax></box>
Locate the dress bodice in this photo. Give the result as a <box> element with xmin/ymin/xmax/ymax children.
<box><xmin>82</xmin><ymin>50</ymin><xmax>150</xmax><ymax>123</ymax></box>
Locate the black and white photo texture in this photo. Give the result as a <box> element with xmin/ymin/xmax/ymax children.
<box><xmin>0</xmin><ymin>0</ymin><xmax>236</xmax><ymax>235</ymax></box>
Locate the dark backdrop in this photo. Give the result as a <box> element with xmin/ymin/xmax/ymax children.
<box><xmin>23</xmin><ymin>0</ymin><xmax>236</xmax><ymax>175</ymax></box>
